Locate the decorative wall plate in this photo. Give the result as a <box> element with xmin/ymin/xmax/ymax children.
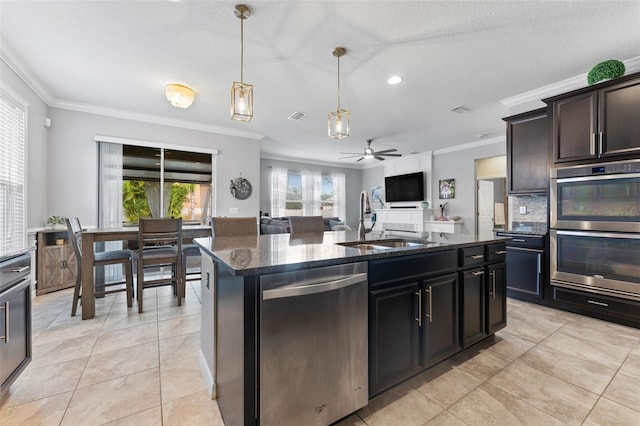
<box><xmin>230</xmin><ymin>177</ymin><xmax>252</xmax><ymax>200</ymax></box>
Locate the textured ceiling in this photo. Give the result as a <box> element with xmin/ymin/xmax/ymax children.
<box><xmin>2</xmin><ymin>1</ymin><xmax>639</xmax><ymax>166</ymax></box>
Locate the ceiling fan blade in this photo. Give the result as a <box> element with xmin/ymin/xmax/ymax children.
<box><xmin>375</xmin><ymin>148</ymin><xmax>398</xmax><ymax>154</ymax></box>
<box><xmin>379</xmin><ymin>153</ymin><xmax>402</xmax><ymax>157</ymax></box>
<box><xmin>339</xmin><ymin>154</ymin><xmax>362</xmax><ymax>159</ymax></box>
<box><xmin>339</xmin><ymin>152</ymin><xmax>362</xmax><ymax>155</ymax></box>
<box><xmin>374</xmin><ymin>155</ymin><xmax>386</xmax><ymax>161</ymax></box>
<box><xmin>356</xmin><ymin>157</ymin><xmax>365</xmax><ymax>162</ymax></box>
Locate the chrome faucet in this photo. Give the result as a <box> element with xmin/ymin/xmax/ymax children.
<box><xmin>358</xmin><ymin>190</ymin><xmax>375</xmax><ymax>240</ymax></box>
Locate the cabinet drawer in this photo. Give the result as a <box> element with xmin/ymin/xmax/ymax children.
<box><xmin>369</xmin><ymin>250</ymin><xmax>456</xmax><ymax>287</ymax></box>
<box><xmin>497</xmin><ymin>233</ymin><xmax>545</xmax><ymax>249</ymax></box>
<box><xmin>553</xmin><ymin>287</ymin><xmax>640</xmax><ymax>323</ymax></box>
<box><xmin>485</xmin><ymin>243</ymin><xmax>506</xmax><ymax>263</ymax></box>
<box><xmin>459</xmin><ymin>246</ymin><xmax>484</xmax><ymax>268</ymax></box>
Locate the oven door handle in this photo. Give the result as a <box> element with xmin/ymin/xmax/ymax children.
<box><xmin>554</xmin><ymin>230</ymin><xmax>640</xmax><ymax>240</ymax></box>
<box><xmin>555</xmin><ymin>172</ymin><xmax>640</xmax><ymax>184</ymax></box>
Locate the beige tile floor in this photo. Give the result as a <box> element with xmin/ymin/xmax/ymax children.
<box><xmin>1</xmin><ymin>285</ymin><xmax>639</xmax><ymax>425</ymax></box>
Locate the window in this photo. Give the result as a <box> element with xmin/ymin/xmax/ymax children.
<box><xmin>0</xmin><ymin>90</ymin><xmax>26</xmax><ymax>256</ymax></box>
<box><xmin>98</xmin><ymin>139</ymin><xmax>214</xmax><ymax>226</ymax></box>
<box><xmin>271</xmin><ymin>167</ymin><xmax>345</xmax><ymax>219</ymax></box>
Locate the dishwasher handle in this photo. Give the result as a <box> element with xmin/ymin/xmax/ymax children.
<box><xmin>263</xmin><ymin>272</ymin><xmax>367</xmax><ymax>300</ymax></box>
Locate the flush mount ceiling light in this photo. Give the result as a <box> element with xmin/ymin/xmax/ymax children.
<box><xmin>328</xmin><ymin>47</ymin><xmax>350</xmax><ymax>140</ymax></box>
<box><xmin>231</xmin><ymin>4</ymin><xmax>253</xmax><ymax>122</ymax></box>
<box><xmin>387</xmin><ymin>75</ymin><xmax>403</xmax><ymax>85</ymax></box>
<box><xmin>165</xmin><ymin>84</ymin><xmax>195</xmax><ymax>108</ymax></box>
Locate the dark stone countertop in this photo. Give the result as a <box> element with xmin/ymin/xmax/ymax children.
<box><xmin>194</xmin><ymin>231</ymin><xmax>507</xmax><ymax>276</ymax></box>
<box><xmin>0</xmin><ymin>247</ymin><xmax>35</xmax><ymax>264</ymax></box>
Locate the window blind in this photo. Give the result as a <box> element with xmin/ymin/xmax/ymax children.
<box><xmin>0</xmin><ymin>91</ymin><xmax>26</xmax><ymax>256</ymax></box>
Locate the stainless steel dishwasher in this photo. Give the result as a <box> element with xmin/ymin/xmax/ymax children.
<box><xmin>259</xmin><ymin>262</ymin><xmax>368</xmax><ymax>426</ymax></box>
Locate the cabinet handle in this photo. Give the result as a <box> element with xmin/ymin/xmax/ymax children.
<box><xmin>495</xmin><ymin>250</ymin><xmax>506</xmax><ymax>255</ymax></box>
<box><xmin>489</xmin><ymin>271</ymin><xmax>496</xmax><ymax>299</ymax></box>
<box><xmin>8</xmin><ymin>266</ymin><xmax>29</xmax><ymax>273</ymax></box>
<box><xmin>424</xmin><ymin>286</ymin><xmax>433</xmax><ymax>323</ymax></box>
<box><xmin>0</xmin><ymin>301</ymin><xmax>8</xmax><ymax>343</ymax></box>
<box><xmin>587</xmin><ymin>300</ymin><xmax>609</xmax><ymax>307</ymax></box>
<box><xmin>590</xmin><ymin>133</ymin><xmax>596</xmax><ymax>155</ymax></box>
<box><xmin>536</xmin><ymin>253</ymin><xmax>541</xmax><ymax>275</ymax></box>
<box><xmin>470</xmin><ymin>254</ymin><xmax>484</xmax><ymax>259</ymax></box>
<box><xmin>471</xmin><ymin>270</ymin><xmax>485</xmax><ymax>276</ymax></box>
<box><xmin>512</xmin><ymin>238</ymin><xmax>526</xmax><ymax>243</ymax></box>
<box><xmin>205</xmin><ymin>271</ymin><xmax>210</xmax><ymax>290</ymax></box>
<box><xmin>414</xmin><ymin>290</ymin><xmax>422</xmax><ymax>327</ymax></box>
<box><xmin>598</xmin><ymin>132</ymin><xmax>603</xmax><ymax>155</ymax></box>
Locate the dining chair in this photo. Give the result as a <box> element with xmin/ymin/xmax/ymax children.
<box><xmin>137</xmin><ymin>217</ymin><xmax>183</xmax><ymax>313</ymax></box>
<box><xmin>66</xmin><ymin>217</ymin><xmax>134</xmax><ymax>316</ymax></box>
<box><xmin>288</xmin><ymin>216</ymin><xmax>325</xmax><ymax>235</ymax></box>
<box><xmin>212</xmin><ymin>216</ymin><xmax>258</xmax><ymax>237</ymax></box>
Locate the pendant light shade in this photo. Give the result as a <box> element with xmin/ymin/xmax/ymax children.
<box><xmin>165</xmin><ymin>84</ymin><xmax>195</xmax><ymax>108</ymax></box>
<box><xmin>231</xmin><ymin>4</ymin><xmax>253</xmax><ymax>122</ymax></box>
<box><xmin>328</xmin><ymin>47</ymin><xmax>350</xmax><ymax>140</ymax></box>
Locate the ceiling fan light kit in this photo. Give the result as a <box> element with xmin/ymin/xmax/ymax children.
<box><xmin>329</xmin><ymin>47</ymin><xmax>350</xmax><ymax>140</ymax></box>
<box><xmin>340</xmin><ymin>139</ymin><xmax>402</xmax><ymax>162</ymax></box>
<box><xmin>231</xmin><ymin>4</ymin><xmax>254</xmax><ymax>122</ymax></box>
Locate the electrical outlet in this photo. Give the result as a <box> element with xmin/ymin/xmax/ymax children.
<box><xmin>229</xmin><ymin>207</ymin><xmax>239</xmax><ymax>215</ymax></box>
<box><xmin>519</xmin><ymin>206</ymin><xmax>527</xmax><ymax>215</ymax></box>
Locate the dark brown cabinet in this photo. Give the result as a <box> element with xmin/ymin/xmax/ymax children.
<box><xmin>460</xmin><ymin>267</ymin><xmax>487</xmax><ymax>348</ymax></box>
<box><xmin>547</xmin><ymin>74</ymin><xmax>640</xmax><ymax>163</ymax></box>
<box><xmin>504</xmin><ymin>108</ymin><xmax>548</xmax><ymax>194</ymax></box>
<box><xmin>486</xmin><ymin>262</ymin><xmax>507</xmax><ymax>334</ymax></box>
<box><xmin>421</xmin><ymin>273</ymin><xmax>460</xmax><ymax>367</ymax></box>
<box><xmin>369</xmin><ymin>281</ymin><xmax>421</xmax><ymax>396</ymax></box>
<box><xmin>37</xmin><ymin>230</ymin><xmax>77</xmax><ymax>295</ymax></box>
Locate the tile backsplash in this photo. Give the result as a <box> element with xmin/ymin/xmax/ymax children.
<box><xmin>509</xmin><ymin>195</ymin><xmax>548</xmax><ymax>233</ymax></box>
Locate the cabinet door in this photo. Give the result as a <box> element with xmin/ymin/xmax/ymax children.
<box><xmin>599</xmin><ymin>79</ymin><xmax>640</xmax><ymax>158</ymax></box>
<box><xmin>506</xmin><ymin>109</ymin><xmax>548</xmax><ymax>194</ymax></box>
<box><xmin>421</xmin><ymin>273</ymin><xmax>460</xmax><ymax>368</ymax></box>
<box><xmin>460</xmin><ymin>268</ymin><xmax>487</xmax><ymax>348</ymax></box>
<box><xmin>41</xmin><ymin>245</ymin><xmax>65</xmax><ymax>290</ymax></box>
<box><xmin>0</xmin><ymin>279</ymin><xmax>31</xmax><ymax>396</ymax></box>
<box><xmin>200</xmin><ymin>253</ymin><xmax>215</xmax><ymax>381</ymax></box>
<box><xmin>552</xmin><ymin>91</ymin><xmax>598</xmax><ymax>163</ymax></box>
<box><xmin>505</xmin><ymin>247</ymin><xmax>543</xmax><ymax>299</ymax></box>
<box><xmin>369</xmin><ymin>282</ymin><xmax>420</xmax><ymax>396</ymax></box>
<box><xmin>486</xmin><ymin>262</ymin><xmax>507</xmax><ymax>334</ymax></box>
<box><xmin>60</xmin><ymin>246</ymin><xmax>77</xmax><ymax>287</ymax></box>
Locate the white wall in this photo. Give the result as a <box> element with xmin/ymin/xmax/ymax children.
<box><xmin>46</xmin><ymin>108</ymin><xmax>261</xmax><ymax>226</ymax></box>
<box><xmin>259</xmin><ymin>158</ymin><xmax>362</xmax><ymax>229</ymax></box>
<box><xmin>1</xmin><ymin>59</ymin><xmax>49</xmax><ymax>229</ymax></box>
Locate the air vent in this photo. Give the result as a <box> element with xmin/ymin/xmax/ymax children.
<box><xmin>450</xmin><ymin>105</ymin><xmax>471</xmax><ymax>114</ymax></box>
<box><xmin>288</xmin><ymin>112</ymin><xmax>307</xmax><ymax>121</ymax></box>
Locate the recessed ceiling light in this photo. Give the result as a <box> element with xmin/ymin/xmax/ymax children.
<box><xmin>387</xmin><ymin>76</ymin><xmax>403</xmax><ymax>85</ymax></box>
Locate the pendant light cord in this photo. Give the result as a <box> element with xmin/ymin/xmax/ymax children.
<box><xmin>240</xmin><ymin>11</ymin><xmax>244</xmax><ymax>84</ymax></box>
<box><xmin>337</xmin><ymin>54</ymin><xmax>341</xmax><ymax>110</ymax></box>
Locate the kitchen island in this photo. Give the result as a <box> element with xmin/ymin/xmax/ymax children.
<box><xmin>194</xmin><ymin>231</ymin><xmax>507</xmax><ymax>426</ymax></box>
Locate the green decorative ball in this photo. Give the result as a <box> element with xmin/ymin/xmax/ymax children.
<box><xmin>587</xmin><ymin>60</ymin><xmax>625</xmax><ymax>85</ymax></box>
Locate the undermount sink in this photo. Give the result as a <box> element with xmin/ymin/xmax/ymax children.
<box><xmin>337</xmin><ymin>239</ymin><xmax>426</xmax><ymax>250</ymax></box>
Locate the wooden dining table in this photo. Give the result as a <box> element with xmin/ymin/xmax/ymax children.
<box><xmin>80</xmin><ymin>225</ymin><xmax>211</xmax><ymax>319</ymax></box>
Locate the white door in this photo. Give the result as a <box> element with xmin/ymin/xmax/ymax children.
<box><xmin>477</xmin><ymin>180</ymin><xmax>494</xmax><ymax>240</ymax></box>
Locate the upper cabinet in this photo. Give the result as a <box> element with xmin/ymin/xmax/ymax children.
<box><xmin>544</xmin><ymin>72</ymin><xmax>640</xmax><ymax>164</ymax></box>
<box><xmin>504</xmin><ymin>108</ymin><xmax>549</xmax><ymax>195</ymax></box>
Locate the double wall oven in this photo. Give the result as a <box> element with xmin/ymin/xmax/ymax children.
<box><xmin>550</xmin><ymin>160</ymin><xmax>640</xmax><ymax>301</ymax></box>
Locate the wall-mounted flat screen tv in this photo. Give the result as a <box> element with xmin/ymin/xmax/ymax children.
<box><xmin>384</xmin><ymin>171</ymin><xmax>425</xmax><ymax>202</ymax></box>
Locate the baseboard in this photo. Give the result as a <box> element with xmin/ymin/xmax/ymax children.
<box><xmin>198</xmin><ymin>349</ymin><xmax>216</xmax><ymax>399</ymax></box>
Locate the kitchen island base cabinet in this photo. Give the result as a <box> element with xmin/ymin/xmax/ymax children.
<box><xmin>421</xmin><ymin>274</ymin><xmax>460</xmax><ymax>368</ymax></box>
<box><xmin>369</xmin><ymin>282</ymin><xmax>421</xmax><ymax>396</ymax></box>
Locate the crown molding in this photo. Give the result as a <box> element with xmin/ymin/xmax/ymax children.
<box><xmin>1</xmin><ymin>42</ymin><xmax>54</xmax><ymax>104</ymax></box>
<box><xmin>50</xmin><ymin>99</ymin><xmax>264</xmax><ymax>140</ymax></box>
<box><xmin>433</xmin><ymin>136</ymin><xmax>505</xmax><ymax>155</ymax></box>
<box><xmin>500</xmin><ymin>56</ymin><xmax>640</xmax><ymax>108</ymax></box>
<box><xmin>260</xmin><ymin>152</ymin><xmax>364</xmax><ymax>170</ymax></box>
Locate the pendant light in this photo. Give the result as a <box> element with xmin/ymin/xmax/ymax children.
<box><xmin>231</xmin><ymin>4</ymin><xmax>253</xmax><ymax>122</ymax></box>
<box><xmin>328</xmin><ymin>47</ymin><xmax>350</xmax><ymax>140</ymax></box>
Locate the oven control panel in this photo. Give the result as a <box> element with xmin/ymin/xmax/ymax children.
<box><xmin>552</xmin><ymin>160</ymin><xmax>640</xmax><ymax>178</ymax></box>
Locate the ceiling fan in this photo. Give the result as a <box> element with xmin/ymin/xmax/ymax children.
<box><xmin>339</xmin><ymin>139</ymin><xmax>402</xmax><ymax>162</ymax></box>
